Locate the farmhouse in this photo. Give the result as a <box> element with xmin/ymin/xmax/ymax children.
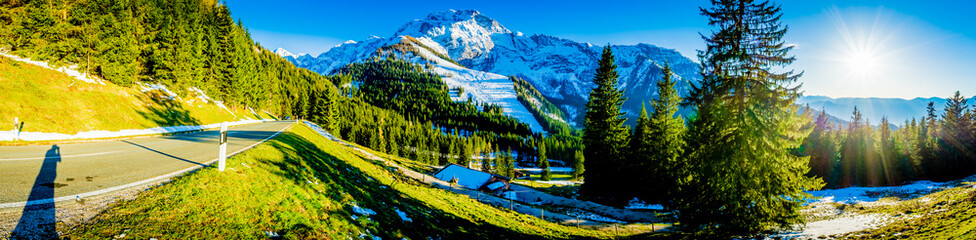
<box><xmin>432</xmin><ymin>163</ymin><xmax>512</xmax><ymax>195</ymax></box>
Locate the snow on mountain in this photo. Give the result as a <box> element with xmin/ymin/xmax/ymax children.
<box><xmin>383</xmin><ymin>36</ymin><xmax>546</xmax><ymax>133</ymax></box>
<box><xmin>285</xmin><ymin>9</ymin><xmax>701</xmax><ymax>127</ymax></box>
<box><xmin>274</xmin><ymin>47</ymin><xmax>296</xmax><ymax>58</ymax></box>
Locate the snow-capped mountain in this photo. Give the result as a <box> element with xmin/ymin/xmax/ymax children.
<box><xmin>274</xmin><ymin>47</ymin><xmax>311</xmax><ymax>66</ymax></box>
<box><xmin>284</xmin><ymin>9</ymin><xmax>701</xmax><ymax>127</ymax></box>
<box><xmin>274</xmin><ymin>47</ymin><xmax>296</xmax><ymax>58</ymax></box>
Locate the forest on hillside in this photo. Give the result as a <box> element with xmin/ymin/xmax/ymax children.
<box><xmin>803</xmin><ymin>91</ymin><xmax>976</xmax><ymax>187</ymax></box>
<box><xmin>0</xmin><ymin>0</ymin><xmax>333</xmax><ymax>118</ymax></box>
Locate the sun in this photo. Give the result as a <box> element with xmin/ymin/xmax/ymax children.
<box><xmin>846</xmin><ymin>48</ymin><xmax>879</xmax><ymax>77</ymax></box>
<box><xmin>827</xmin><ymin>7</ymin><xmax>895</xmax><ymax>82</ymax></box>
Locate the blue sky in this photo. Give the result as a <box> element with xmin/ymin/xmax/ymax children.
<box><xmin>226</xmin><ymin>0</ymin><xmax>976</xmax><ymax>99</ymax></box>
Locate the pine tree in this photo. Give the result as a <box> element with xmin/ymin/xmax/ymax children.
<box><xmin>805</xmin><ymin>110</ymin><xmax>838</xmax><ymax>186</ymax></box>
<box><xmin>572</xmin><ymin>149</ymin><xmax>585</xmax><ymax>180</ymax></box>
<box><xmin>646</xmin><ymin>63</ymin><xmax>685</xmax><ymax>205</ymax></box>
<box><xmin>460</xmin><ymin>139</ymin><xmax>473</xmax><ymax>168</ymax></box>
<box><xmin>936</xmin><ymin>91</ymin><xmax>974</xmax><ymax>179</ymax></box>
<box><xmin>677</xmin><ymin>0</ymin><xmax>821</xmax><ymax>233</ymax></box>
<box><xmin>538</xmin><ymin>139</ymin><xmax>552</xmax><ymax>181</ymax></box>
<box><xmin>581</xmin><ymin>46</ymin><xmax>630</xmax><ymax>202</ymax></box>
<box><xmin>628</xmin><ymin>104</ymin><xmax>652</xmax><ymax>200</ymax></box>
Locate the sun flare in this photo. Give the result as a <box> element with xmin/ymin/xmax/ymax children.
<box><xmin>828</xmin><ymin>7</ymin><xmax>899</xmax><ymax>82</ymax></box>
<box><xmin>846</xmin><ymin>48</ymin><xmax>879</xmax><ymax>76</ymax></box>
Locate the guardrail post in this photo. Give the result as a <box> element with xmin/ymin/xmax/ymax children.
<box><xmin>219</xmin><ymin>122</ymin><xmax>227</xmax><ymax>171</ymax></box>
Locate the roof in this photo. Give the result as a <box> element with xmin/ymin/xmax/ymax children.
<box><xmin>432</xmin><ymin>163</ymin><xmax>494</xmax><ymax>189</ymax></box>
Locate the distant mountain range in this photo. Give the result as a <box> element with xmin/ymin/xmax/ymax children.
<box><xmin>276</xmin><ymin>9</ymin><xmax>948</xmax><ymax>131</ymax></box>
<box><xmin>798</xmin><ymin>96</ymin><xmax>948</xmax><ymax>126</ymax></box>
<box><xmin>279</xmin><ymin>9</ymin><xmax>700</xmax><ymax>131</ymax></box>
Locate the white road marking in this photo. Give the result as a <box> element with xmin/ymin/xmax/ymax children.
<box><xmin>0</xmin><ymin>150</ymin><xmax>123</xmax><ymax>161</ymax></box>
<box><xmin>0</xmin><ymin>122</ymin><xmax>292</xmax><ymax>208</ymax></box>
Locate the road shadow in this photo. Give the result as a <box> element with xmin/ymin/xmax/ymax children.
<box><xmin>11</xmin><ymin>145</ymin><xmax>61</xmax><ymax>239</ymax></box>
<box><xmin>121</xmin><ymin>140</ymin><xmax>205</xmax><ymax>166</ymax></box>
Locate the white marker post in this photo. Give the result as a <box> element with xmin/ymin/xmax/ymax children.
<box><xmin>13</xmin><ymin>117</ymin><xmax>18</xmax><ymax>141</ymax></box>
<box><xmin>218</xmin><ymin>122</ymin><xmax>228</xmax><ymax>172</ymax></box>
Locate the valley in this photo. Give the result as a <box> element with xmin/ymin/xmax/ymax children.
<box><xmin>3</xmin><ymin>0</ymin><xmax>976</xmax><ymax>239</ymax></box>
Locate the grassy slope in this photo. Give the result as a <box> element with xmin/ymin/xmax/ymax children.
<box><xmin>842</xmin><ymin>183</ymin><xmax>976</xmax><ymax>238</ymax></box>
<box><xmin>64</xmin><ymin>124</ymin><xmax>635</xmax><ymax>239</ymax></box>
<box><xmin>0</xmin><ymin>56</ymin><xmax>272</xmax><ymax>135</ymax></box>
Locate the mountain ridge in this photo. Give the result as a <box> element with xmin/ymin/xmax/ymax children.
<box><xmin>282</xmin><ymin>9</ymin><xmax>700</xmax><ymax>126</ymax></box>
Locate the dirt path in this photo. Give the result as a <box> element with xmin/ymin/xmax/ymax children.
<box><xmin>508</xmin><ymin>184</ymin><xmax>659</xmax><ymax>223</ymax></box>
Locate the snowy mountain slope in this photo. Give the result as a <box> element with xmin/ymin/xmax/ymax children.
<box><xmin>285</xmin><ymin>9</ymin><xmax>701</xmax><ymax>125</ymax></box>
<box><xmin>402</xmin><ymin>38</ymin><xmax>547</xmax><ymax>132</ymax></box>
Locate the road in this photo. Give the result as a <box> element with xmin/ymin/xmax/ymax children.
<box><xmin>0</xmin><ymin>121</ymin><xmax>293</xmax><ymax>206</ymax></box>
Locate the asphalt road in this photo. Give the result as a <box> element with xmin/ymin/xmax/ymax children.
<box><xmin>0</xmin><ymin>121</ymin><xmax>293</xmax><ymax>205</ymax></box>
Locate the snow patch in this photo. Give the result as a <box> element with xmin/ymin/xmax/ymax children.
<box><xmin>516</xmin><ymin>167</ymin><xmax>573</xmax><ymax>173</ymax></box>
<box><xmin>349</xmin><ymin>202</ymin><xmax>376</xmax><ymax>216</ymax></box>
<box><xmin>138</xmin><ymin>82</ymin><xmax>179</xmax><ymax>100</ymax></box>
<box><xmin>624</xmin><ymin>198</ymin><xmax>664</xmax><ymax>210</ymax></box>
<box><xmin>0</xmin><ymin>51</ymin><xmax>104</xmax><ymax>85</ymax></box>
<box><xmin>565</xmin><ymin>210</ymin><xmax>625</xmax><ymax>223</ymax></box>
<box><xmin>774</xmin><ymin>213</ymin><xmax>890</xmax><ymax>238</ymax></box>
<box><xmin>806</xmin><ymin>180</ymin><xmax>951</xmax><ymax>204</ymax></box>
<box><xmin>394</xmin><ymin>207</ymin><xmax>413</xmax><ymax>222</ymax></box>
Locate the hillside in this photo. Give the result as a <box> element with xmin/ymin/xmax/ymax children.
<box><xmin>285</xmin><ymin>9</ymin><xmax>700</xmax><ymax>126</ymax></box>
<box><xmin>63</xmin><ymin>123</ymin><xmax>653</xmax><ymax>239</ymax></box>
<box><xmin>0</xmin><ymin>54</ymin><xmax>272</xmax><ymax>141</ymax></box>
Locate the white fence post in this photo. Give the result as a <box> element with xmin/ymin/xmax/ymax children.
<box><xmin>219</xmin><ymin>122</ymin><xmax>227</xmax><ymax>172</ymax></box>
<box><xmin>13</xmin><ymin>117</ymin><xmax>19</xmax><ymax>141</ymax></box>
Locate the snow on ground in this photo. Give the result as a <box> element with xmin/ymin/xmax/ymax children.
<box><xmin>806</xmin><ymin>180</ymin><xmax>952</xmax><ymax>204</ymax></box>
<box><xmin>565</xmin><ymin>210</ymin><xmax>625</xmax><ymax>224</ymax></box>
<box><xmin>624</xmin><ymin>198</ymin><xmax>664</xmax><ymax>210</ymax></box>
<box><xmin>394</xmin><ymin>207</ymin><xmax>413</xmax><ymax>222</ymax></box>
<box><xmin>138</xmin><ymin>82</ymin><xmax>179</xmax><ymax>100</ymax></box>
<box><xmin>531</xmin><ymin>180</ymin><xmax>580</xmax><ymax>186</ymax></box>
<box><xmin>0</xmin><ymin>51</ymin><xmax>104</xmax><ymax>85</ymax></box>
<box><xmin>0</xmin><ymin>119</ymin><xmax>270</xmax><ymax>141</ymax></box>
<box><xmin>773</xmin><ymin>213</ymin><xmax>890</xmax><ymax>238</ymax></box>
<box><xmin>349</xmin><ymin>202</ymin><xmax>376</xmax><ymax>216</ymax></box>
<box><xmin>516</xmin><ymin>167</ymin><xmax>573</xmax><ymax>174</ymax></box>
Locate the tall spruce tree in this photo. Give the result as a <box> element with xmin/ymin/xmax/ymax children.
<box><xmin>678</xmin><ymin>0</ymin><xmax>821</xmax><ymax>233</ymax></box>
<box><xmin>647</xmin><ymin>63</ymin><xmax>685</xmax><ymax>205</ymax></box>
<box><xmin>582</xmin><ymin>46</ymin><xmax>630</xmax><ymax>202</ymax></box>
<box><xmin>573</xmin><ymin>149</ymin><xmax>585</xmax><ymax>180</ymax></box>
<box><xmin>628</xmin><ymin>105</ymin><xmax>653</xmax><ymax>201</ymax></box>
<box><xmin>538</xmin><ymin>139</ymin><xmax>552</xmax><ymax>181</ymax></box>
<box><xmin>805</xmin><ymin>110</ymin><xmax>838</xmax><ymax>186</ymax></box>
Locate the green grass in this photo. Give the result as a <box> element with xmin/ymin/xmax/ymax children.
<box><xmin>0</xmin><ymin>55</ymin><xmax>264</xmax><ymax>136</ymax></box>
<box><xmin>64</xmin><ymin>124</ymin><xmax>668</xmax><ymax>239</ymax></box>
<box><xmin>837</xmin><ymin>183</ymin><xmax>976</xmax><ymax>239</ymax></box>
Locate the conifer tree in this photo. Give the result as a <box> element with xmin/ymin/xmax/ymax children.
<box><xmin>582</xmin><ymin>46</ymin><xmax>629</xmax><ymax>202</ymax></box>
<box><xmin>460</xmin><ymin>139</ymin><xmax>473</xmax><ymax>168</ymax></box>
<box><xmin>628</xmin><ymin>104</ymin><xmax>652</xmax><ymax>200</ymax></box>
<box><xmin>538</xmin><ymin>139</ymin><xmax>552</xmax><ymax>181</ymax></box>
<box><xmin>678</xmin><ymin>0</ymin><xmax>821</xmax><ymax>233</ymax></box>
<box><xmin>805</xmin><ymin>110</ymin><xmax>838</xmax><ymax>186</ymax></box>
<box><xmin>572</xmin><ymin>150</ymin><xmax>585</xmax><ymax>180</ymax></box>
<box><xmin>646</xmin><ymin>63</ymin><xmax>685</xmax><ymax>205</ymax></box>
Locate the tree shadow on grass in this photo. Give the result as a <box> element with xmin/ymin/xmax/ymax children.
<box><xmin>137</xmin><ymin>94</ymin><xmax>200</xmax><ymax>128</ymax></box>
<box><xmin>263</xmin><ymin>132</ymin><xmax>600</xmax><ymax>240</ymax></box>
